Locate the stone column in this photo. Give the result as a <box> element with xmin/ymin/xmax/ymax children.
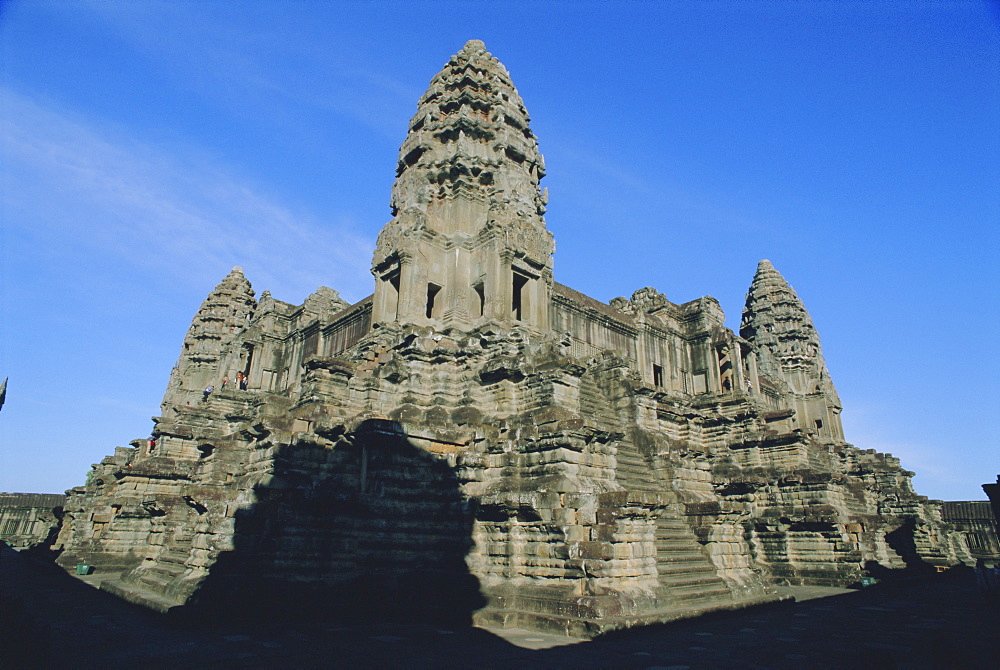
<box><xmin>396</xmin><ymin>252</ymin><xmax>420</xmax><ymax>323</ymax></box>
<box><xmin>372</xmin><ymin>267</ymin><xmax>400</xmax><ymax>324</ymax></box>
<box><xmin>636</xmin><ymin>327</ymin><xmax>652</xmax><ymax>389</ymax></box>
<box><xmin>247</xmin><ymin>341</ymin><xmax>265</xmax><ymax>390</ymax></box>
<box><xmin>443</xmin><ymin>246</ymin><xmax>471</xmax><ymax>325</ymax></box>
<box><xmin>747</xmin><ymin>350</ymin><xmax>761</xmax><ymax>397</ymax></box>
<box><xmin>531</xmin><ymin>269</ymin><xmax>552</xmax><ymax>331</ymax></box>
<box><xmin>734</xmin><ymin>342</ymin><xmax>747</xmax><ymax>394</ymax></box>
<box><xmin>706</xmin><ymin>341</ymin><xmax>722</xmax><ymax>393</ymax></box>
<box><xmin>490</xmin><ymin>250</ymin><xmax>515</xmax><ymax>322</ymax></box>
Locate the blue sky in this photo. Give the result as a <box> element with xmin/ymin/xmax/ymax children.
<box><xmin>1</xmin><ymin>1</ymin><xmax>997</xmax><ymax>500</ymax></box>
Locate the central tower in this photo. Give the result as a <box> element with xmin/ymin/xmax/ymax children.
<box><xmin>371</xmin><ymin>40</ymin><xmax>553</xmax><ymax>331</ymax></box>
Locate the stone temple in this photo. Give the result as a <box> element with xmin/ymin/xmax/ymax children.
<box><xmin>54</xmin><ymin>41</ymin><xmax>990</xmax><ymax>636</ymax></box>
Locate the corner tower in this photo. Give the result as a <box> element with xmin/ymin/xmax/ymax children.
<box><xmin>371</xmin><ymin>40</ymin><xmax>553</xmax><ymax>331</ymax></box>
<box><xmin>161</xmin><ymin>267</ymin><xmax>256</xmax><ymax>411</ymax></box>
<box><xmin>740</xmin><ymin>260</ymin><xmax>844</xmax><ymax>442</ymax></box>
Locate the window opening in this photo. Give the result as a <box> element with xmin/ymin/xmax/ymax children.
<box><xmin>473</xmin><ymin>282</ymin><xmax>485</xmax><ymax>318</ymax></box>
<box><xmin>384</xmin><ymin>271</ymin><xmax>401</xmax><ymax>321</ymax></box>
<box><xmin>512</xmin><ymin>272</ymin><xmax>529</xmax><ymax>321</ymax></box>
<box><xmin>243</xmin><ymin>344</ymin><xmax>254</xmax><ymax>379</ymax></box>
<box><xmin>652</xmin><ymin>364</ymin><xmax>664</xmax><ymax>388</ymax></box>
<box><xmin>426</xmin><ymin>283</ymin><xmax>442</xmax><ymax>319</ymax></box>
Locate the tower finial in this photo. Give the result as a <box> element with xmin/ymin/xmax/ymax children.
<box><xmin>462</xmin><ymin>39</ymin><xmax>487</xmax><ymax>53</ymax></box>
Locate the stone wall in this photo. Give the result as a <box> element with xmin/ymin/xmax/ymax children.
<box><xmin>0</xmin><ymin>493</ymin><xmax>64</xmax><ymax>549</ymax></box>
<box><xmin>939</xmin><ymin>501</ymin><xmax>999</xmax><ymax>563</ymax></box>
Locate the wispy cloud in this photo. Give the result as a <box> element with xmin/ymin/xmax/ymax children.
<box><xmin>76</xmin><ymin>1</ymin><xmax>421</xmax><ymax>142</ymax></box>
<box><xmin>1</xmin><ymin>87</ymin><xmax>375</xmax><ymax>302</ymax></box>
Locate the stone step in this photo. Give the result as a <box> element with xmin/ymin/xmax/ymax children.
<box><xmin>615</xmin><ymin>467</ymin><xmax>651</xmax><ymax>475</ymax></box>
<box><xmin>656</xmin><ymin>536</ymin><xmax>703</xmax><ymax>547</ymax></box>
<box><xmin>656</xmin><ymin>517</ymin><xmax>693</xmax><ymax>528</ymax></box>
<box><xmin>655</xmin><ymin>527</ymin><xmax>700</xmax><ymax>539</ymax></box>
<box><xmin>656</xmin><ymin>565</ymin><xmax>721</xmax><ymax>579</ymax></box>
<box><xmin>656</xmin><ymin>528</ymin><xmax>695</xmax><ymax>538</ymax></box>
<box><xmin>136</xmin><ymin>570</ymin><xmax>182</xmax><ymax>591</ymax></box>
<box><xmin>101</xmin><ymin>579</ymin><xmax>183</xmax><ymax>614</ymax></box>
<box><xmin>615</xmin><ymin>455</ymin><xmax>648</xmax><ymax>465</ymax></box>
<box><xmin>157</xmin><ymin>550</ymin><xmax>191</xmax><ymax>564</ymax></box>
<box><xmin>652</xmin><ymin>513</ymin><xmax>732</xmax><ymax>605</ymax></box>
<box><xmin>655</xmin><ymin>581</ymin><xmax>733</xmax><ymax>605</ymax></box>
<box><xmin>672</xmin><ymin>589</ymin><xmax>734</xmax><ymax>605</ymax></box>
<box><xmin>655</xmin><ymin>562</ymin><xmax>720</xmax><ymax>577</ymax></box>
<box><xmin>616</xmin><ymin>471</ymin><xmax>652</xmax><ymax>478</ymax></box>
<box><xmin>657</xmin><ymin>517</ymin><xmax>693</xmax><ymax>529</ymax></box>
<box><xmin>655</xmin><ymin>535</ymin><xmax>699</xmax><ymax>545</ymax></box>
<box><xmin>614</xmin><ymin>449</ymin><xmax>657</xmax><ymax>469</ymax></box>
<box><xmin>141</xmin><ymin>562</ymin><xmax>187</xmax><ymax>579</ymax></box>
<box><xmin>657</xmin><ymin>570</ymin><xmax>727</xmax><ymax>586</ymax></box>
<box><xmin>131</xmin><ymin>561</ymin><xmax>188</xmax><ymax>591</ymax></box>
<box><xmin>671</xmin><ymin>579</ymin><xmax>731</xmax><ymax>593</ymax></box>
<box><xmin>659</xmin><ymin>578</ymin><xmax>727</xmax><ymax>595</ymax></box>
<box><xmin>656</xmin><ymin>554</ymin><xmax>716</xmax><ymax>567</ymax></box>
<box><xmin>656</xmin><ymin>545</ymin><xmax>702</xmax><ymax>556</ymax></box>
<box><xmin>660</xmin><ymin>574</ymin><xmax>730</xmax><ymax>591</ymax></box>
<box><xmin>616</xmin><ymin>468</ymin><xmax>652</xmax><ymax>475</ymax></box>
<box><xmin>664</xmin><ymin>580</ymin><xmax>730</xmax><ymax>597</ymax></box>
<box><xmin>615</xmin><ymin>463</ymin><xmax>656</xmax><ymax>473</ymax></box>
<box><xmin>615</xmin><ymin>465</ymin><xmax>660</xmax><ymax>488</ymax></box>
<box><xmin>655</xmin><ymin>539</ymin><xmax>699</xmax><ymax>549</ymax></box>
<box><xmin>655</xmin><ymin>548</ymin><xmax>714</xmax><ymax>561</ymax></box>
<box><xmin>655</xmin><ymin>527</ymin><xmax>701</xmax><ymax>537</ymax></box>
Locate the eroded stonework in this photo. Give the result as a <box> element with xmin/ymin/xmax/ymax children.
<box><xmin>54</xmin><ymin>40</ymin><xmax>992</xmax><ymax>636</ymax></box>
<box><xmin>0</xmin><ymin>493</ymin><xmax>63</xmax><ymax>549</ymax></box>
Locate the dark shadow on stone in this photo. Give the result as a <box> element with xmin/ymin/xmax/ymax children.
<box><xmin>885</xmin><ymin>518</ymin><xmax>921</xmax><ymax>567</ymax></box>
<box><xmin>187</xmin><ymin>419</ymin><xmax>484</xmax><ymax>625</ymax></box>
<box><xmin>1</xmin><ymin>543</ymin><xmax>521</xmax><ymax>668</ymax></box>
<box><xmin>866</xmin><ymin>517</ymin><xmax>937</xmax><ymax>583</ymax></box>
<box><xmin>0</xmin><ymin>577</ymin><xmax>52</xmax><ymax>668</ymax></box>
<box><xmin>18</xmin><ymin>504</ymin><xmax>65</xmax><ymax>562</ymax></box>
<box><xmin>863</xmin><ymin>559</ymin><xmax>898</xmax><ymax>583</ymax></box>
<box><xmin>855</xmin><ymin>518</ymin><xmax>939</xmax><ymax>587</ymax></box>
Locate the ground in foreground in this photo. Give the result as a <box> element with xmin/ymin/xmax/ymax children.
<box><xmin>2</xmin><ymin>546</ymin><xmax>997</xmax><ymax>668</ymax></box>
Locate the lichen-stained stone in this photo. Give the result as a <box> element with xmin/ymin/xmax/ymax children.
<box><xmin>53</xmin><ymin>40</ymin><xmax>993</xmax><ymax>637</ymax></box>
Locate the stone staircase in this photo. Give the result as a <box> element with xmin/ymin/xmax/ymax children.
<box><xmin>614</xmin><ymin>440</ymin><xmax>735</xmax><ymax>607</ymax></box>
<box><xmin>134</xmin><ymin>534</ymin><xmax>194</xmax><ymax>595</ymax></box>
<box><xmin>103</xmin><ymin>530</ymin><xmax>201</xmax><ymax>612</ymax></box>
<box><xmin>653</xmin><ymin>517</ymin><xmax>733</xmax><ymax>605</ymax></box>
<box><xmin>613</xmin><ymin>442</ymin><xmax>661</xmax><ymax>490</ymax></box>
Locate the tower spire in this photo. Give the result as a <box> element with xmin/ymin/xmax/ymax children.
<box><xmin>741</xmin><ymin>260</ymin><xmax>821</xmax><ymax>376</ymax></box>
<box><xmin>388</xmin><ymin>39</ymin><xmax>547</xmax><ymax>224</ymax></box>
<box><xmin>371</xmin><ymin>41</ymin><xmax>553</xmax><ymax>331</ymax></box>
<box><xmin>741</xmin><ymin>260</ymin><xmax>844</xmax><ymax>442</ymax></box>
<box><xmin>161</xmin><ymin>267</ymin><xmax>256</xmax><ymax>411</ymax></box>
